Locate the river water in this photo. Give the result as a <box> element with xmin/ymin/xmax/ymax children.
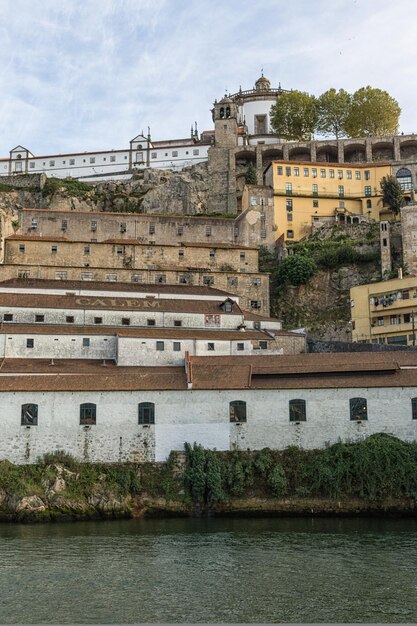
<box><xmin>0</xmin><ymin>517</ymin><xmax>417</xmax><ymax>623</ymax></box>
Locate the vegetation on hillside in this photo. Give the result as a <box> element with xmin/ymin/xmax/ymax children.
<box><xmin>380</xmin><ymin>175</ymin><xmax>405</xmax><ymax>215</ymax></box>
<box><xmin>1</xmin><ymin>434</ymin><xmax>416</xmax><ymax>521</ymax></box>
<box><xmin>270</xmin><ymin>85</ymin><xmax>401</xmax><ymax>140</ymax></box>
<box><xmin>43</xmin><ymin>177</ymin><xmax>93</xmax><ymax>197</ymax></box>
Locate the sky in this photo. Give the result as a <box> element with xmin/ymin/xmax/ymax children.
<box><xmin>0</xmin><ymin>0</ymin><xmax>416</xmax><ymax>156</ymax></box>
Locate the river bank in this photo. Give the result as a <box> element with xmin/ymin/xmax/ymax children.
<box><xmin>1</xmin><ymin>434</ymin><xmax>417</xmax><ymax>522</ymax></box>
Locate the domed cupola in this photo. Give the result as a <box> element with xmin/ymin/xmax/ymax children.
<box><xmin>255</xmin><ymin>73</ymin><xmax>271</xmax><ymax>92</ymax></box>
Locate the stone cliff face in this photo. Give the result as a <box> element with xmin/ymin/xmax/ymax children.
<box><xmin>272</xmin><ymin>263</ymin><xmax>381</xmax><ymax>341</ymax></box>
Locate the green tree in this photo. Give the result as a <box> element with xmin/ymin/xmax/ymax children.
<box><xmin>245</xmin><ymin>162</ymin><xmax>257</xmax><ymax>185</ymax></box>
<box><xmin>345</xmin><ymin>86</ymin><xmax>401</xmax><ymax>137</ymax></box>
<box><xmin>270</xmin><ymin>90</ymin><xmax>317</xmax><ymax>141</ymax></box>
<box><xmin>315</xmin><ymin>88</ymin><xmax>351</xmax><ymax>139</ymax></box>
<box><xmin>273</xmin><ymin>254</ymin><xmax>316</xmax><ymax>286</ymax></box>
<box><xmin>380</xmin><ymin>175</ymin><xmax>405</xmax><ymax>215</ymax></box>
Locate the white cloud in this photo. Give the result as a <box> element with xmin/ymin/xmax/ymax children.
<box><xmin>0</xmin><ymin>0</ymin><xmax>416</xmax><ymax>156</ymax></box>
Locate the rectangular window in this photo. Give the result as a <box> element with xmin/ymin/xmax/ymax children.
<box><xmin>312</xmin><ymin>184</ymin><xmax>318</xmax><ymax>196</ymax></box>
<box><xmin>84</xmin><ymin>246</ymin><xmax>90</xmax><ymax>255</ymax></box>
<box><xmin>94</xmin><ymin>317</ymin><xmax>103</xmax><ymax>324</ymax></box>
<box><xmin>338</xmin><ymin>170</ymin><xmax>343</xmax><ymax>179</ymax></box>
<box><xmin>364</xmin><ymin>186</ymin><xmax>372</xmax><ymax>197</ymax></box>
<box><xmin>227</xmin><ymin>276</ymin><xmax>238</xmax><ymax>286</ymax></box>
<box><xmin>155</xmin><ymin>274</ymin><xmax>166</xmax><ymax>284</ymax></box>
<box><xmin>313</xmin><ymin>200</ymin><xmax>319</xmax><ymax>208</ymax></box>
<box><xmin>206</xmin><ymin>226</ymin><xmax>212</xmax><ymax>236</ymax></box>
<box><xmin>82</xmin><ymin>338</ymin><xmax>90</xmax><ymax>347</ymax></box>
<box><xmin>277</xmin><ymin>166</ymin><xmax>283</xmax><ymax>175</ymax></box>
<box><xmin>364</xmin><ymin>170</ymin><xmax>371</xmax><ymax>180</ymax></box>
<box><xmin>106</xmin><ymin>273</ymin><xmax>117</xmax><ymax>282</ymax></box>
<box><xmin>81</xmin><ymin>272</ymin><xmax>93</xmax><ymax>281</ymax></box>
<box><xmin>209</xmin><ymin>249</ymin><xmax>216</xmax><ymax>260</ymax></box>
<box><xmin>350</xmin><ymin>397</ymin><xmax>368</xmax><ymax>421</ymax></box>
<box><xmin>90</xmin><ymin>157</ymin><xmax>95</xmax><ymax>164</ymax></box>
<box><xmin>35</xmin><ymin>314</ymin><xmax>44</xmax><ymax>323</ymax></box>
<box><xmin>19</xmin><ymin>244</ymin><xmax>25</xmax><ymax>253</ymax></box>
<box><xmin>173</xmin><ymin>341</ymin><xmax>181</xmax><ymax>351</ymax></box>
<box><xmin>49</xmin><ymin>160</ymin><xmax>55</xmax><ymax>167</ymax></box>
<box><xmin>261</xmin><ymin>228</ymin><xmax>267</xmax><ymax>237</ymax></box>
<box><xmin>320</xmin><ymin>169</ymin><xmax>326</xmax><ymax>178</ymax></box>
<box><xmin>61</xmin><ymin>220</ymin><xmax>68</xmax><ymax>230</ymax></box>
<box><xmin>121</xmin><ymin>318</ymin><xmax>130</xmax><ymax>326</ymax></box>
<box><xmin>329</xmin><ymin>169</ymin><xmax>335</xmax><ymax>178</ymax></box>
<box><xmin>289</xmin><ymin>399</ymin><xmax>306</xmax><ymax>422</ymax></box>
<box><xmin>179</xmin><ymin>249</ymin><xmax>184</xmax><ymax>259</ymax></box>
<box><xmin>346</xmin><ymin>170</ymin><xmax>352</xmax><ymax>179</ymax></box>
<box><xmin>287</xmin><ymin>213</ymin><xmax>293</xmax><ymax>221</ymax></box>
<box><xmin>110</xmin><ymin>155</ymin><xmax>116</xmax><ymax>162</ymax></box>
<box><xmin>156</xmin><ymin>341</ymin><xmax>164</xmax><ymax>351</ymax></box>
<box><xmin>177</xmin><ymin>225</ymin><xmax>184</xmax><ymax>236</ymax></box>
<box><xmin>237</xmin><ymin>342</ymin><xmax>244</xmax><ymax>351</ymax></box>
<box><xmin>147</xmin><ymin>319</ymin><xmax>156</xmax><ymax>326</ymax></box>
<box><xmin>240</xmin><ymin>252</ymin><xmax>246</xmax><ymax>261</ymax></box>
<box><xmin>355</xmin><ymin>171</ymin><xmax>361</xmax><ymax>180</ymax></box>
<box><xmin>251</xmin><ymin>300</ymin><xmax>261</xmax><ymax>309</ymax></box>
<box><xmin>30</xmin><ymin>162</ymin><xmax>35</xmax><ymax>169</ymax></box>
<box><xmin>193</xmin><ymin>149</ymin><xmax>199</xmax><ymax>155</ymax></box>
<box><xmin>131</xmin><ymin>274</ymin><xmax>142</xmax><ymax>283</ymax></box>
<box><xmin>404</xmin><ymin>313</ymin><xmax>411</xmax><ymax>323</ymax></box>
<box><xmin>286</xmin><ymin>230</ymin><xmax>294</xmax><ymax>239</ymax></box>
<box><xmin>259</xmin><ymin>340</ymin><xmax>268</xmax><ymax>350</ymax></box>
<box><xmin>339</xmin><ymin>201</ymin><xmax>345</xmax><ymax>208</ymax></box>
<box><xmin>303</xmin><ymin>168</ymin><xmax>309</xmax><ymax>177</ymax></box>
<box><xmin>312</xmin><ymin>168</ymin><xmax>317</xmax><ymax>178</ymax></box>
<box><xmin>178</xmin><ymin>274</ymin><xmax>191</xmax><ymax>285</ymax></box>
<box><xmin>69</xmin><ymin>159</ymin><xmax>75</xmax><ymax>165</ymax></box>
<box><xmin>377</xmin><ymin>317</ymin><xmax>384</xmax><ymax>326</ymax></box>
<box><xmin>151</xmin><ymin>152</ymin><xmax>157</xmax><ymax>159</ymax></box>
<box><xmin>149</xmin><ymin>223</ymin><xmax>155</xmax><ymax>235</ymax></box>
<box><xmin>51</xmin><ymin>245</ymin><xmax>57</xmax><ymax>254</ymax></box>
<box><xmin>293</xmin><ymin>167</ymin><xmax>299</xmax><ymax>177</ymax></box>
<box><xmin>285</xmin><ymin>166</ymin><xmax>291</xmax><ymax>176</ymax></box>
<box><xmin>172</xmin><ymin>151</ymin><xmax>178</xmax><ymax>157</ymax></box>
<box><xmin>3</xmin><ymin>314</ymin><xmax>13</xmax><ymax>321</ymax></box>
<box><xmin>66</xmin><ymin>315</ymin><xmax>74</xmax><ymax>323</ymax></box>
<box><xmin>207</xmin><ymin>343</ymin><xmax>215</xmax><ymax>351</ymax></box>
<box><xmin>174</xmin><ymin>320</ymin><xmax>182</xmax><ymax>327</ymax></box>
<box><xmin>252</xmin><ymin>278</ymin><xmax>261</xmax><ymax>286</ymax></box>
<box><xmin>203</xmin><ymin>276</ymin><xmax>214</xmax><ymax>286</ymax></box>
<box><xmin>26</xmin><ymin>338</ymin><xmax>34</xmax><ymax>348</ymax></box>
<box><xmin>286</xmin><ymin>199</ymin><xmax>293</xmax><ymax>211</ymax></box>
<box><xmin>285</xmin><ymin>183</ymin><xmax>292</xmax><ymax>195</ymax></box>
<box><xmin>402</xmin><ymin>290</ymin><xmax>410</xmax><ymax>300</ymax></box>
<box><xmin>338</xmin><ymin>185</ymin><xmax>344</xmax><ymax>198</ymax></box>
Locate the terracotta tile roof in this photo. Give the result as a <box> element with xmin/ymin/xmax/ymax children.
<box><xmin>0</xmin><ymin>360</ymin><xmax>187</xmax><ymax>391</ymax></box>
<box><xmin>1</xmin><ymin>324</ymin><xmax>270</xmax><ymax>341</ymax></box>
<box><xmin>0</xmin><ymin>292</ymin><xmax>281</xmax><ymax>323</ymax></box>
<box><xmin>0</xmin><ymin>278</ymin><xmax>232</xmax><ymax>298</ymax></box>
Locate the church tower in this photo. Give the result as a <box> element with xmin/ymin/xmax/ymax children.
<box><xmin>207</xmin><ymin>96</ymin><xmax>238</xmax><ymax>214</ymax></box>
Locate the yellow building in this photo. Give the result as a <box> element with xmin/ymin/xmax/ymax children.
<box><xmin>351</xmin><ymin>276</ymin><xmax>417</xmax><ymax>346</ymax></box>
<box><xmin>264</xmin><ymin>160</ymin><xmax>391</xmax><ymax>241</ymax></box>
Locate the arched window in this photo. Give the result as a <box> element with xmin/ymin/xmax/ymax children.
<box><xmin>219</xmin><ymin>107</ymin><xmax>225</xmax><ymax>119</ymax></box>
<box><xmin>289</xmin><ymin>399</ymin><xmax>306</xmax><ymax>422</ymax></box>
<box><xmin>138</xmin><ymin>402</ymin><xmax>155</xmax><ymax>425</ymax></box>
<box><xmin>21</xmin><ymin>404</ymin><xmax>38</xmax><ymax>426</ymax></box>
<box><xmin>396</xmin><ymin>167</ymin><xmax>412</xmax><ymax>190</ymax></box>
<box><xmin>80</xmin><ymin>403</ymin><xmax>96</xmax><ymax>425</ymax></box>
<box><xmin>230</xmin><ymin>400</ymin><xmax>246</xmax><ymax>423</ymax></box>
<box><xmin>349</xmin><ymin>397</ymin><xmax>367</xmax><ymax>421</ymax></box>
<box><xmin>411</xmin><ymin>398</ymin><xmax>417</xmax><ymax>420</ymax></box>
<box><xmin>225</xmin><ymin>106</ymin><xmax>231</xmax><ymax>118</ymax></box>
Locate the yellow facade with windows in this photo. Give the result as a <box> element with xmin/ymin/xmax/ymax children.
<box><xmin>351</xmin><ymin>276</ymin><xmax>417</xmax><ymax>346</ymax></box>
<box><xmin>264</xmin><ymin>160</ymin><xmax>391</xmax><ymax>241</ymax></box>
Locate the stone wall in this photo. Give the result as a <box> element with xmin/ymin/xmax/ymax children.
<box><xmin>2</xmin><ymin>385</ymin><xmax>417</xmax><ymax>464</ymax></box>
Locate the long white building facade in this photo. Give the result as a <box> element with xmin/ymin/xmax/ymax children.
<box><xmin>0</xmin><ymin>74</ymin><xmax>287</xmax><ymax>181</ymax></box>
